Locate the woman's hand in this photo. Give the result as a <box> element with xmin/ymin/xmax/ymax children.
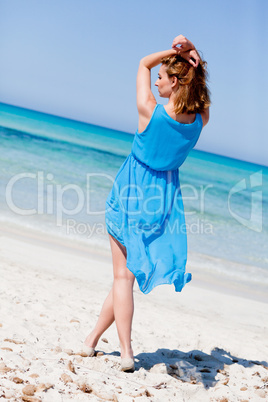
<box><xmin>172</xmin><ymin>35</ymin><xmax>195</xmax><ymax>52</ymax></box>
<box><xmin>172</xmin><ymin>35</ymin><xmax>200</xmax><ymax>68</ymax></box>
<box><xmin>181</xmin><ymin>49</ymin><xmax>200</xmax><ymax>68</ymax></box>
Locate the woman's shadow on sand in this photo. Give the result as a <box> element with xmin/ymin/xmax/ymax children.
<box><xmin>133</xmin><ymin>347</ymin><xmax>268</xmax><ymax>388</ymax></box>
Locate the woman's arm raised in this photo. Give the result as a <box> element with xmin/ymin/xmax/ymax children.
<box><xmin>136</xmin><ymin>35</ymin><xmax>200</xmax><ymax>133</ymax></box>
<box><xmin>136</xmin><ymin>48</ymin><xmax>179</xmax><ymax>133</ymax></box>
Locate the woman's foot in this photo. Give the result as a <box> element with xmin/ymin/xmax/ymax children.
<box><xmin>121</xmin><ymin>357</ymin><xmax>135</xmax><ymax>372</ymax></box>
<box><xmin>120</xmin><ymin>346</ymin><xmax>134</xmax><ymax>371</ymax></box>
<box><xmin>82</xmin><ymin>345</ymin><xmax>95</xmax><ymax>357</ymax></box>
<box><xmin>120</xmin><ymin>345</ymin><xmax>134</xmax><ymax>360</ymax></box>
<box><xmin>82</xmin><ymin>331</ymin><xmax>99</xmax><ymax>356</ymax></box>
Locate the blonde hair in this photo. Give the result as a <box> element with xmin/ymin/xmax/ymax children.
<box><xmin>161</xmin><ymin>54</ymin><xmax>211</xmax><ymax>114</ymax></box>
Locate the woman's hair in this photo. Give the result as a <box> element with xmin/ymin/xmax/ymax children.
<box><xmin>161</xmin><ymin>54</ymin><xmax>211</xmax><ymax>114</ymax></box>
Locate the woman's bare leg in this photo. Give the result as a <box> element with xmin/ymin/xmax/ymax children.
<box><xmin>109</xmin><ymin>234</ymin><xmax>135</xmax><ymax>359</ymax></box>
<box><xmin>84</xmin><ymin>234</ymin><xmax>135</xmax><ymax>358</ymax></box>
<box><xmin>84</xmin><ymin>287</ymin><xmax>115</xmax><ymax>348</ymax></box>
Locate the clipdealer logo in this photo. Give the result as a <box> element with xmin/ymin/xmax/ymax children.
<box><xmin>227</xmin><ymin>170</ymin><xmax>263</xmax><ymax>232</ymax></box>
<box><xmin>5</xmin><ymin>172</ymin><xmax>115</xmax><ymax>225</ymax></box>
<box><xmin>4</xmin><ymin>170</ymin><xmax>264</xmax><ymax>234</ymax></box>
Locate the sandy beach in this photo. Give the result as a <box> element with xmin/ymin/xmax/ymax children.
<box><xmin>0</xmin><ymin>224</ymin><xmax>267</xmax><ymax>401</ymax></box>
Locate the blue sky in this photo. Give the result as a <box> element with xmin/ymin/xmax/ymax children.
<box><xmin>0</xmin><ymin>0</ymin><xmax>267</xmax><ymax>166</ymax></box>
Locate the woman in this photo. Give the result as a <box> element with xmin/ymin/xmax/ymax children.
<box><xmin>82</xmin><ymin>35</ymin><xmax>210</xmax><ymax>372</ymax></box>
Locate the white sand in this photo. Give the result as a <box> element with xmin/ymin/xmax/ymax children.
<box><xmin>0</xmin><ymin>225</ymin><xmax>268</xmax><ymax>401</ymax></box>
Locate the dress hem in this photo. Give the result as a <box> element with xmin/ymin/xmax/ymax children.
<box><xmin>106</xmin><ymin>223</ymin><xmax>126</xmax><ymax>247</ymax></box>
<box><xmin>126</xmin><ymin>262</ymin><xmax>192</xmax><ymax>295</ymax></box>
<box><xmin>106</xmin><ymin>227</ymin><xmax>191</xmax><ymax>295</ymax></box>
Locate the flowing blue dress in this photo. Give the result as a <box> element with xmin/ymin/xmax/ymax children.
<box><xmin>105</xmin><ymin>104</ymin><xmax>203</xmax><ymax>294</ymax></box>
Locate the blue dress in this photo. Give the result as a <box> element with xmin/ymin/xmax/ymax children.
<box><xmin>105</xmin><ymin>104</ymin><xmax>203</xmax><ymax>294</ymax></box>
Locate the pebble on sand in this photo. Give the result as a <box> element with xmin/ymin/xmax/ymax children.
<box><xmin>29</xmin><ymin>373</ymin><xmax>39</xmax><ymax>379</ymax></box>
<box><xmin>21</xmin><ymin>396</ymin><xmax>41</xmax><ymax>402</ymax></box>
<box><xmin>0</xmin><ymin>363</ymin><xmax>12</xmax><ymax>373</ymax></box>
<box><xmin>77</xmin><ymin>383</ymin><xmax>93</xmax><ymax>394</ymax></box>
<box><xmin>4</xmin><ymin>338</ymin><xmax>24</xmax><ymax>344</ymax></box>
<box><xmin>22</xmin><ymin>385</ymin><xmax>37</xmax><ymax>396</ymax></box>
<box><xmin>60</xmin><ymin>373</ymin><xmax>73</xmax><ymax>384</ymax></box>
<box><xmin>67</xmin><ymin>360</ymin><xmax>76</xmax><ymax>374</ymax></box>
<box><xmin>36</xmin><ymin>383</ymin><xmax>54</xmax><ymax>392</ymax></box>
<box><xmin>13</xmin><ymin>377</ymin><xmax>24</xmax><ymax>384</ymax></box>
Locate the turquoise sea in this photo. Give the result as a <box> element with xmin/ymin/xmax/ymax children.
<box><xmin>0</xmin><ymin>102</ymin><xmax>267</xmax><ymax>286</ymax></box>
